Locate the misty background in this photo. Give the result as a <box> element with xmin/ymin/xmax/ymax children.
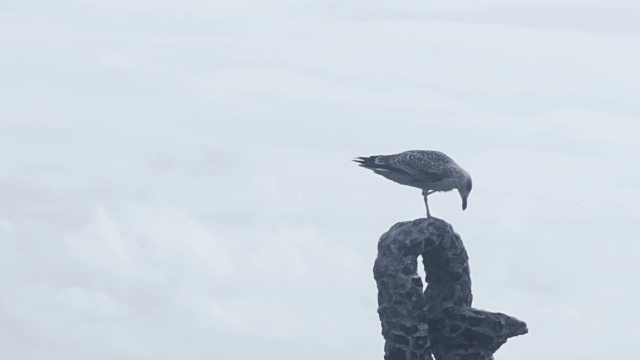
<box><xmin>1</xmin><ymin>1</ymin><xmax>640</xmax><ymax>359</ymax></box>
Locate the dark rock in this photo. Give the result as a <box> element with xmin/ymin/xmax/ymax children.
<box><xmin>373</xmin><ymin>217</ymin><xmax>527</xmax><ymax>360</ymax></box>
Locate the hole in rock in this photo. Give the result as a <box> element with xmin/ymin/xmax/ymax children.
<box><xmin>417</xmin><ymin>255</ymin><xmax>427</xmax><ymax>292</ymax></box>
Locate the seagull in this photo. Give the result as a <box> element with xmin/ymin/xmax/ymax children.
<box><xmin>353</xmin><ymin>150</ymin><xmax>472</xmax><ymax>218</ymax></box>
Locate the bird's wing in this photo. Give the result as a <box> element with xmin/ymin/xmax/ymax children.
<box><xmin>385</xmin><ymin>151</ymin><xmax>450</xmax><ymax>183</ymax></box>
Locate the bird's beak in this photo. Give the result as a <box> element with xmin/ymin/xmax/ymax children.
<box><xmin>462</xmin><ymin>196</ymin><xmax>468</xmax><ymax>211</ymax></box>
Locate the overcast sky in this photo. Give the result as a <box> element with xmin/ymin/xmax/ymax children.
<box><xmin>1</xmin><ymin>1</ymin><xmax>640</xmax><ymax>359</ymax></box>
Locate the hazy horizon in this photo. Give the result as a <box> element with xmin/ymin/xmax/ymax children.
<box><xmin>2</xmin><ymin>1</ymin><xmax>640</xmax><ymax>359</ymax></box>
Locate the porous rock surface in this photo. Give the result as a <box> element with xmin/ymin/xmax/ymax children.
<box><xmin>373</xmin><ymin>217</ymin><xmax>527</xmax><ymax>360</ymax></box>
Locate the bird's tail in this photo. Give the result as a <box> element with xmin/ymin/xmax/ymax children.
<box><xmin>352</xmin><ymin>155</ymin><xmax>387</xmax><ymax>170</ymax></box>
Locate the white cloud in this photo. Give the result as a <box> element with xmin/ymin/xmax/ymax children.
<box><xmin>1</xmin><ymin>1</ymin><xmax>639</xmax><ymax>359</ymax></box>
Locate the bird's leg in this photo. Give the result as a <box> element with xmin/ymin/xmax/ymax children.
<box><xmin>422</xmin><ymin>190</ymin><xmax>431</xmax><ymax>218</ymax></box>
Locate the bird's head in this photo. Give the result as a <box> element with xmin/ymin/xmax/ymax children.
<box><xmin>457</xmin><ymin>175</ymin><xmax>472</xmax><ymax>210</ymax></box>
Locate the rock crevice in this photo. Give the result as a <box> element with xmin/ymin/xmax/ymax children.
<box><xmin>374</xmin><ymin>218</ymin><xmax>527</xmax><ymax>360</ymax></box>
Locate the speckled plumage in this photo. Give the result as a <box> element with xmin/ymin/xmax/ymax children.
<box><xmin>354</xmin><ymin>150</ymin><xmax>472</xmax><ymax>217</ymax></box>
